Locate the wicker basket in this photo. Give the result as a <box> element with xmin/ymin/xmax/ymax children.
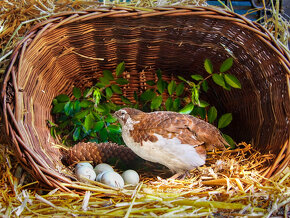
<box><xmin>1</xmin><ymin>6</ymin><xmax>289</xmax><ymax>191</ymax></box>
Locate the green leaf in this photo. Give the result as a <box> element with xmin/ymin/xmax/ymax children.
<box><xmin>179</xmin><ymin>103</ymin><xmax>194</xmax><ymax>114</ymax></box>
<box><xmin>157</xmin><ymin>79</ymin><xmax>166</xmax><ymax>94</ymax></box>
<box><xmin>50</xmin><ymin>127</ymin><xmax>56</xmax><ymax>138</ymax></box>
<box><xmin>84</xmin><ymin>113</ymin><xmax>95</xmax><ymax>131</ymax></box>
<box><xmin>224</xmin><ymin>74</ymin><xmax>241</xmax><ymax>89</ymax></box>
<box><xmin>202</xmin><ymin>80</ymin><xmax>209</xmax><ymax>92</ymax></box>
<box><xmin>156</xmin><ymin>69</ymin><xmax>162</xmax><ymax>79</ymax></box>
<box><xmin>102</xmin><ymin>103</ymin><xmax>112</xmax><ymax>114</ymax></box>
<box><xmin>107</xmin><ymin>124</ymin><xmax>121</xmax><ymax>133</ymax></box>
<box><xmin>73</xmin><ymin>127</ymin><xmax>81</xmax><ymax>141</ymax></box>
<box><xmin>52</xmin><ymin>103</ymin><xmax>65</xmax><ymax>114</ymax></box>
<box><xmin>83</xmin><ymin>87</ymin><xmax>93</xmax><ymax>98</ymax></box>
<box><xmin>72</xmin><ymin>87</ymin><xmax>81</xmax><ymax>99</ymax></box>
<box><xmin>105</xmin><ymin>114</ymin><xmax>117</xmax><ymax>123</ymax></box>
<box><xmin>191</xmin><ymin>86</ymin><xmax>200</xmax><ymax>105</ymax></box>
<box><xmin>191</xmin><ymin>74</ymin><xmax>204</xmax><ymax>81</ymax></box>
<box><xmin>107</xmin><ymin>102</ymin><xmax>118</xmax><ymax>111</ymax></box>
<box><xmin>121</xmin><ymin>96</ymin><xmax>131</xmax><ymax>105</ymax></box>
<box><xmin>133</xmin><ymin>91</ymin><xmax>138</xmax><ymax>101</ymax></box>
<box><xmin>93</xmin><ymin>89</ymin><xmax>101</xmax><ymax>105</ymax></box>
<box><xmin>74</xmin><ymin>110</ymin><xmax>89</xmax><ymax>119</ymax></box>
<box><xmin>111</xmin><ymin>84</ymin><xmax>122</xmax><ymax>94</ymax></box>
<box><xmin>80</xmin><ymin>100</ymin><xmax>92</xmax><ymax>108</ymax></box>
<box><xmin>99</xmin><ymin>77</ymin><xmax>110</xmax><ymax>86</ymax></box>
<box><xmin>95</xmin><ymin>104</ymin><xmax>107</xmax><ymax>113</ymax></box>
<box><xmin>103</xmin><ymin>70</ymin><xmax>114</xmax><ymax>81</ymax></box>
<box><xmin>175</xmin><ymin>83</ymin><xmax>184</xmax><ymax>96</ymax></box>
<box><xmin>218</xmin><ymin>113</ymin><xmax>232</xmax><ymax>128</ymax></box>
<box><xmin>199</xmin><ymin>100</ymin><xmax>209</xmax><ymax>108</ymax></box>
<box><xmin>173</xmin><ymin>98</ymin><xmax>181</xmax><ymax>111</ymax></box>
<box><xmin>56</xmin><ymin>94</ymin><xmax>70</xmax><ymax>103</ymax></box>
<box><xmin>90</xmin><ymin>131</ymin><xmax>97</xmax><ymax>137</ymax></box>
<box><xmin>52</xmin><ymin>99</ymin><xmax>58</xmax><ymax>105</ymax></box>
<box><xmin>212</xmin><ymin>73</ymin><xmax>226</xmax><ymax>87</ymax></box>
<box><xmin>204</xmin><ymin>59</ymin><xmax>213</xmax><ymax>74</ymax></box>
<box><xmin>165</xmin><ymin>97</ymin><xmax>173</xmax><ymax>111</ymax></box>
<box><xmin>208</xmin><ymin>106</ymin><xmax>217</xmax><ymax>123</ymax></box>
<box><xmin>71</xmin><ymin>117</ymin><xmax>81</xmax><ymax>125</ymax></box>
<box><xmin>168</xmin><ymin>80</ymin><xmax>176</xmax><ymax>96</ymax></box>
<box><xmin>116</xmin><ymin>78</ymin><xmax>129</xmax><ymax>85</ymax></box>
<box><xmin>220</xmin><ymin>57</ymin><xmax>233</xmax><ymax>73</ymax></box>
<box><xmin>99</xmin><ymin>128</ymin><xmax>108</xmax><ymax>142</ymax></box>
<box><xmin>73</xmin><ymin>100</ymin><xmax>81</xmax><ymax>112</ymax></box>
<box><xmin>47</xmin><ymin>120</ymin><xmax>56</xmax><ymax>127</ymax></box>
<box><xmin>150</xmin><ymin>96</ymin><xmax>163</xmax><ymax>110</ymax></box>
<box><xmin>93</xmin><ymin>121</ymin><xmax>105</xmax><ymax>132</ymax></box>
<box><xmin>95</xmin><ymin>82</ymin><xmax>106</xmax><ymax>88</ymax></box>
<box><xmin>140</xmin><ymin>89</ymin><xmax>156</xmax><ymax>101</ymax></box>
<box><xmin>196</xmin><ymin>107</ymin><xmax>206</xmax><ymax>119</ymax></box>
<box><xmin>116</xmin><ymin>62</ymin><xmax>125</xmax><ymax>76</ymax></box>
<box><xmin>223</xmin><ymin>79</ymin><xmax>231</xmax><ymax>91</ymax></box>
<box><xmin>64</xmin><ymin>101</ymin><xmax>73</xmax><ymax>116</ymax></box>
<box><xmin>146</xmin><ymin>80</ymin><xmax>156</xmax><ymax>86</ymax></box>
<box><xmin>105</xmin><ymin>87</ymin><xmax>113</xmax><ymax>99</ymax></box>
<box><xmin>177</xmin><ymin>76</ymin><xmax>187</xmax><ymax>83</ymax></box>
<box><xmin>108</xmin><ymin>132</ymin><xmax>122</xmax><ymax>145</ymax></box>
<box><xmin>222</xmin><ymin>133</ymin><xmax>236</xmax><ymax>148</ymax></box>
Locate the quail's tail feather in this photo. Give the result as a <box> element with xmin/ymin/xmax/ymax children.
<box><xmin>217</xmin><ymin>134</ymin><xmax>230</xmax><ymax>150</ymax></box>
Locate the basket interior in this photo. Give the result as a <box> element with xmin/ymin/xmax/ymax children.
<box><xmin>3</xmin><ymin>9</ymin><xmax>290</xmax><ymax>181</ymax></box>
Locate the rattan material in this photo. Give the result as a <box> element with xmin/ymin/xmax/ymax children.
<box><xmin>1</xmin><ymin>6</ymin><xmax>289</xmax><ymax>190</ymax></box>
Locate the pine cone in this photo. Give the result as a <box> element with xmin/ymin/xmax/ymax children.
<box><xmin>62</xmin><ymin>142</ymin><xmax>138</xmax><ymax>166</ymax></box>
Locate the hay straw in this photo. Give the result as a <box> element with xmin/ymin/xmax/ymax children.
<box><xmin>259</xmin><ymin>0</ymin><xmax>290</xmax><ymax>51</ymax></box>
<box><xmin>0</xmin><ymin>141</ymin><xmax>289</xmax><ymax>216</ymax></box>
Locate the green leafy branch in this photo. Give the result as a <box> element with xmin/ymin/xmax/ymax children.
<box><xmin>178</xmin><ymin>57</ymin><xmax>241</xmax><ymax>147</ymax></box>
<box><xmin>48</xmin><ymin>62</ymin><xmax>130</xmax><ymax>146</ymax></box>
<box><xmin>135</xmin><ymin>69</ymin><xmax>186</xmax><ymax>112</ymax></box>
<box><xmin>178</xmin><ymin>58</ymin><xmax>241</xmax><ymax>105</ymax></box>
<box><xmin>48</xmin><ymin>59</ymin><xmax>241</xmax><ymax>148</ymax></box>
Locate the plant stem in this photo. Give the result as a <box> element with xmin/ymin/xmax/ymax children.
<box><xmin>198</xmin><ymin>74</ymin><xmax>212</xmax><ymax>86</ymax></box>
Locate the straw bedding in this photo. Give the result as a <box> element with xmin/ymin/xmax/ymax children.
<box><xmin>0</xmin><ymin>1</ymin><xmax>289</xmax><ymax>217</ymax></box>
<box><xmin>0</xmin><ymin>142</ymin><xmax>289</xmax><ymax>217</ymax></box>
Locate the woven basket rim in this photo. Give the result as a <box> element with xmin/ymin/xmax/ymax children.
<box><xmin>28</xmin><ymin>5</ymin><xmax>290</xmax><ymax>65</ymax></box>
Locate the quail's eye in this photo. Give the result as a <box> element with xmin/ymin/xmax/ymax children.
<box><xmin>121</xmin><ymin>111</ymin><xmax>126</xmax><ymax>116</ymax></box>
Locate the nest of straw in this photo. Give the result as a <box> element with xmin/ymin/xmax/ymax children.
<box><xmin>1</xmin><ymin>143</ymin><xmax>289</xmax><ymax>217</ymax></box>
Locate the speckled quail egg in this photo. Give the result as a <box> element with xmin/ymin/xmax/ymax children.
<box><xmin>75</xmin><ymin>162</ymin><xmax>93</xmax><ymax>172</ymax></box>
<box><xmin>121</xmin><ymin>170</ymin><xmax>140</xmax><ymax>185</ymax></box>
<box><xmin>94</xmin><ymin>163</ymin><xmax>114</xmax><ymax>175</ymax></box>
<box><xmin>99</xmin><ymin>171</ymin><xmax>124</xmax><ymax>188</ymax></box>
<box><xmin>75</xmin><ymin>166</ymin><xmax>96</xmax><ymax>182</ymax></box>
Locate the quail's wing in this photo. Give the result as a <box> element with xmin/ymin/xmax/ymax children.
<box><xmin>147</xmin><ymin>112</ymin><xmax>228</xmax><ymax>150</ymax></box>
<box><xmin>132</xmin><ymin>111</ymin><xmax>204</xmax><ymax>146</ymax></box>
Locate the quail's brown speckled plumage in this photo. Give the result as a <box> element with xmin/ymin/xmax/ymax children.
<box><xmin>114</xmin><ymin>108</ymin><xmax>228</xmax><ymax>173</ymax></box>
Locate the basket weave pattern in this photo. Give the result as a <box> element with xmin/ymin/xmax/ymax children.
<box><xmin>1</xmin><ymin>6</ymin><xmax>289</xmax><ymax>190</ymax></box>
